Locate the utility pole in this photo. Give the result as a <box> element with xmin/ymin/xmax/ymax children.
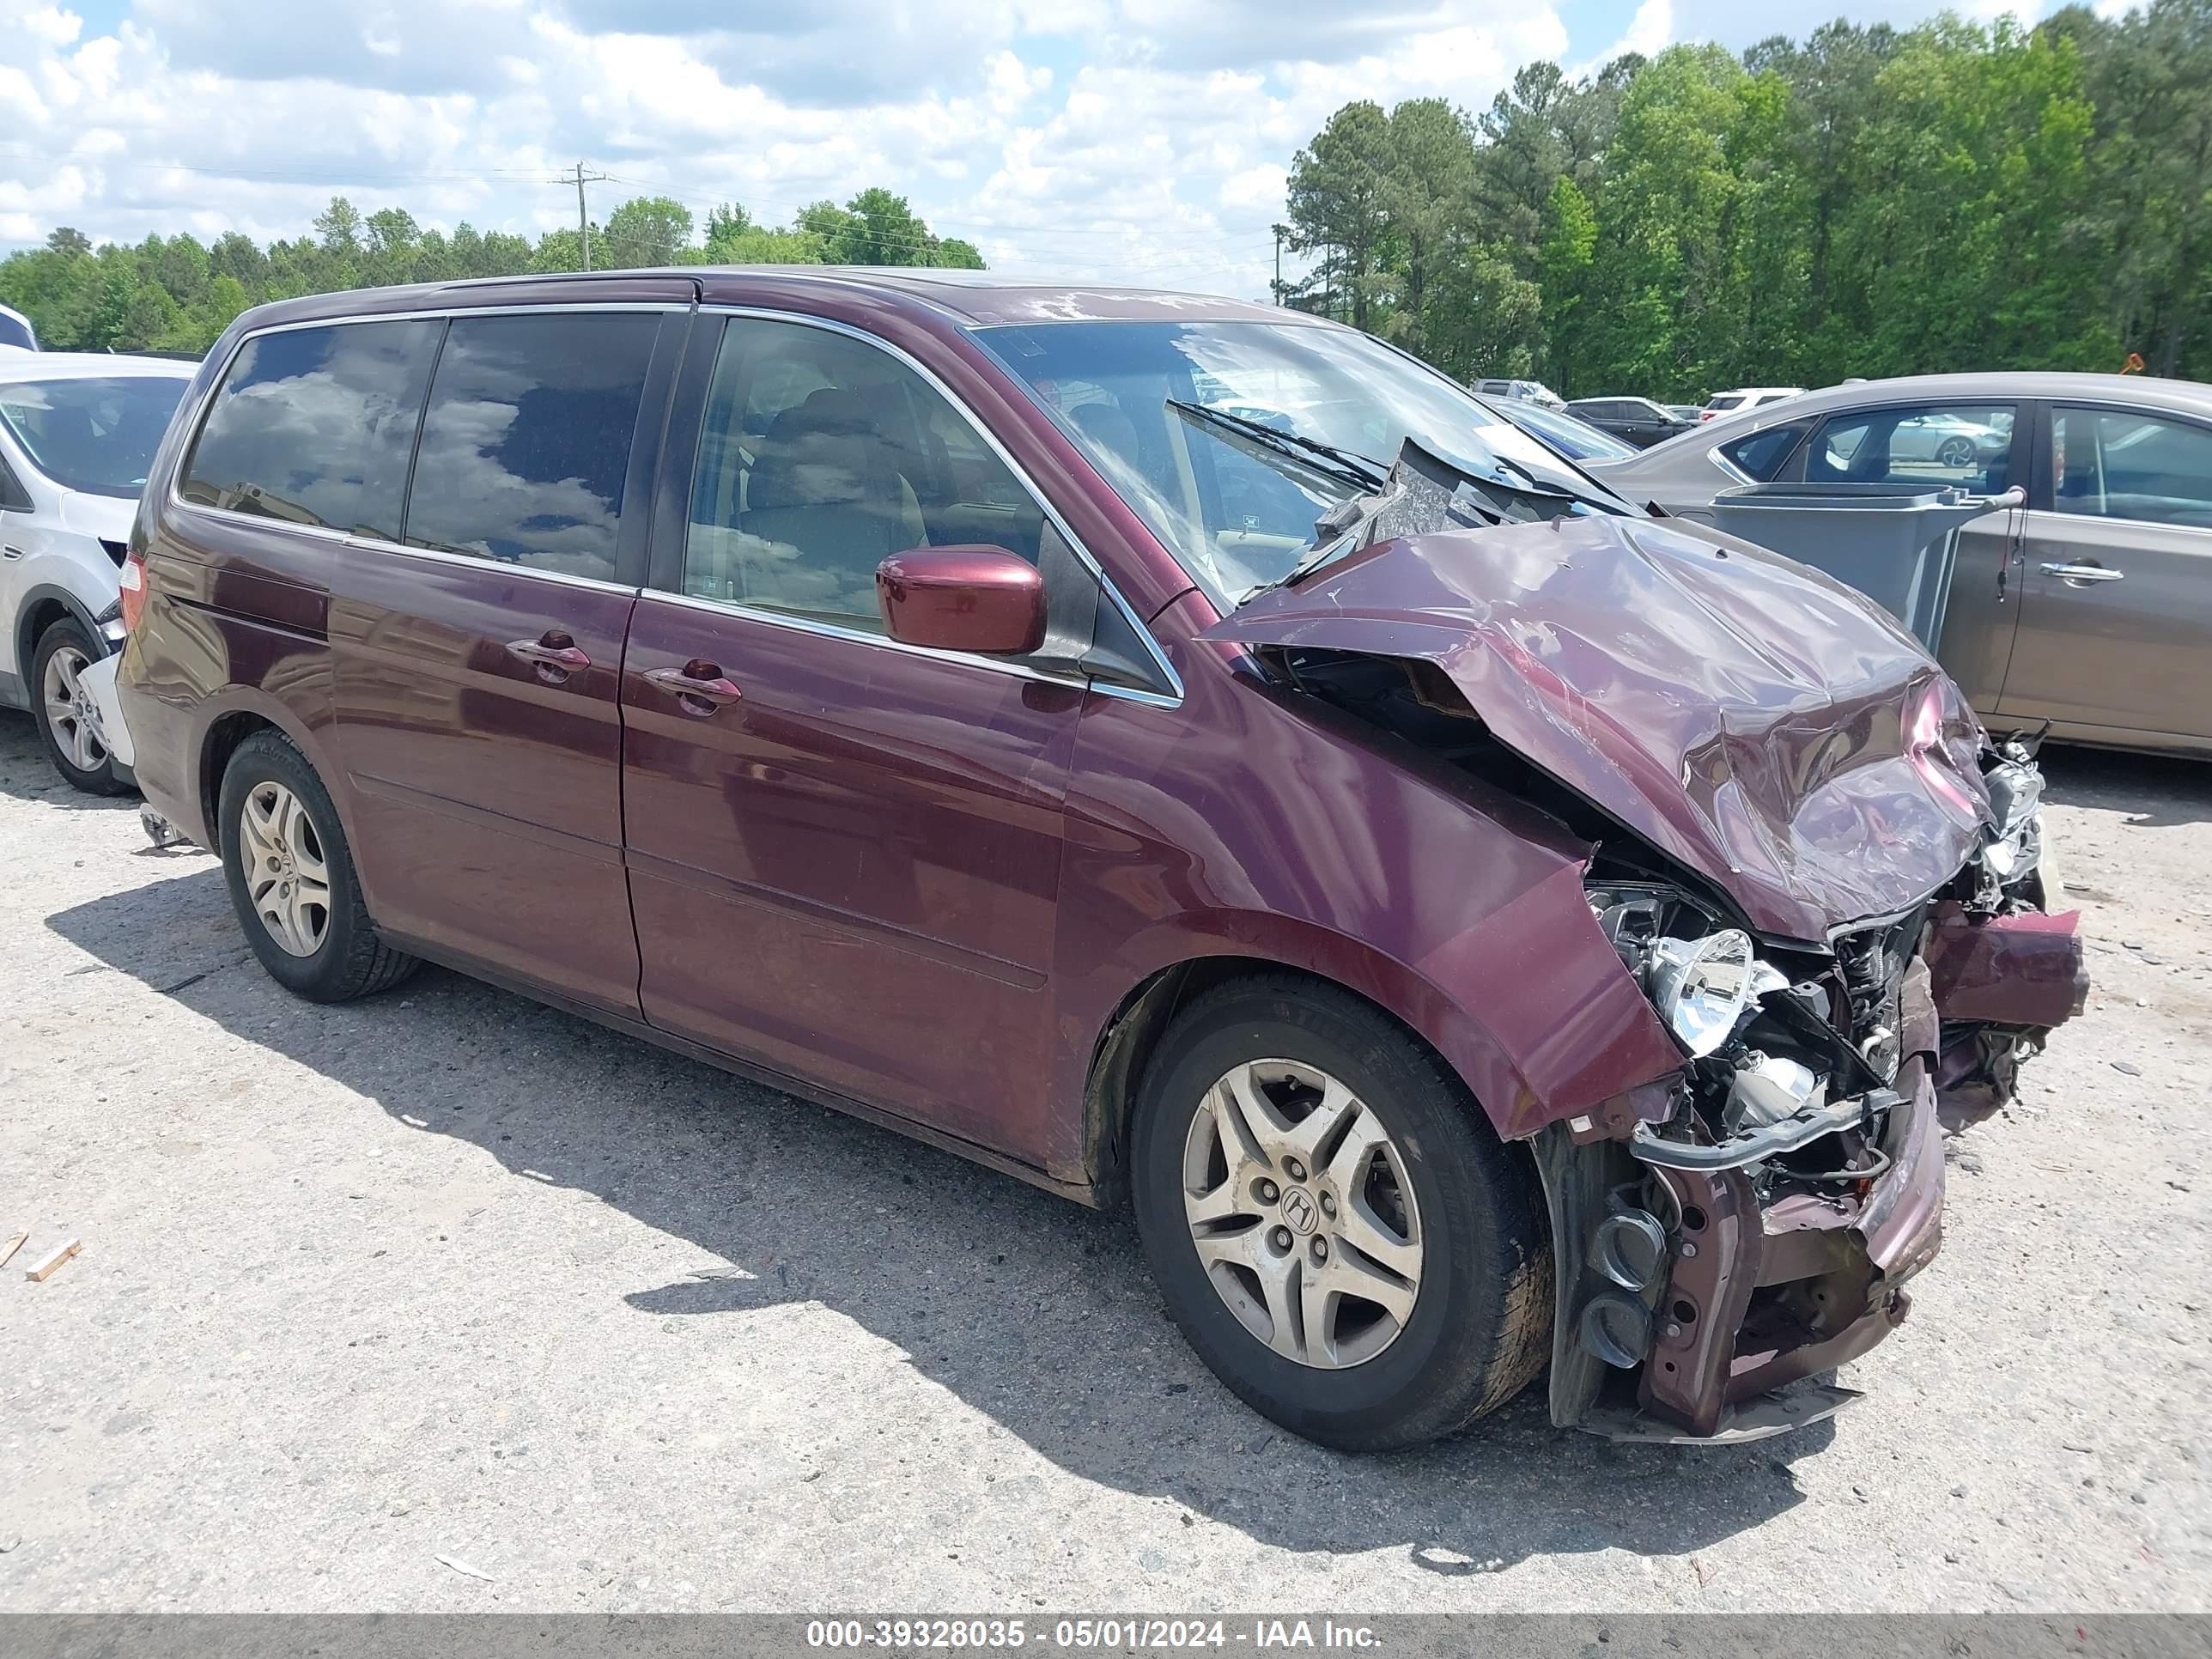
<box><xmin>1272</xmin><ymin>223</ymin><xmax>1286</xmax><ymax>305</ymax></box>
<box><xmin>552</xmin><ymin>161</ymin><xmax>609</xmax><ymax>271</ymax></box>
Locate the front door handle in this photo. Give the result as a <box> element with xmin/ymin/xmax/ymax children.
<box><xmin>2040</xmin><ymin>562</ymin><xmax>2124</xmax><ymax>585</ymax></box>
<box><xmin>644</xmin><ymin>659</ymin><xmax>744</xmax><ymax>714</ymax></box>
<box><xmin>506</xmin><ymin>631</ymin><xmax>592</xmax><ymax>682</ymax></box>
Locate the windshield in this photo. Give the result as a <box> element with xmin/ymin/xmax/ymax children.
<box><xmin>0</xmin><ymin>374</ymin><xmax>187</xmax><ymax>498</ymax></box>
<box><xmin>1487</xmin><ymin>399</ymin><xmax>1638</xmax><ymax>461</ymax></box>
<box><xmin>973</xmin><ymin>319</ymin><xmax>1626</xmax><ymax>606</ymax></box>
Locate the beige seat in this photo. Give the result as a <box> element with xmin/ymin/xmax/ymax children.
<box><xmin>739</xmin><ymin>388</ymin><xmax>928</xmax><ymax>623</ymax></box>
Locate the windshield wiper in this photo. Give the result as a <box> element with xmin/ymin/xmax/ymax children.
<box><xmin>1475</xmin><ymin>448</ymin><xmax>1625</xmax><ymax>517</ymax></box>
<box><xmin>1166</xmin><ymin>399</ymin><xmax>1389</xmax><ymax>493</ymax></box>
<box><xmin>1243</xmin><ymin>532</ymin><xmax>1360</xmax><ymax>604</ymax></box>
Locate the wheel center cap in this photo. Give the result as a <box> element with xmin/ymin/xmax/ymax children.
<box><xmin>1281</xmin><ymin>1188</ymin><xmax>1319</xmax><ymax>1237</ymax></box>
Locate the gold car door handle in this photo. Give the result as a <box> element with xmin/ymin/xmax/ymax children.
<box><xmin>2040</xmin><ymin>562</ymin><xmax>2124</xmax><ymax>585</ymax></box>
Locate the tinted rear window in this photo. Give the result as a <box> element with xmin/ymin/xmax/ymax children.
<box><xmin>1720</xmin><ymin>421</ymin><xmax>1810</xmax><ymax>482</ymax></box>
<box><xmin>182</xmin><ymin>320</ymin><xmax>441</xmax><ymax>539</ymax></box>
<box><xmin>402</xmin><ymin>312</ymin><xmax>658</xmax><ymax>582</ymax></box>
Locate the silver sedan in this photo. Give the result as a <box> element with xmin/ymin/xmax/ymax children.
<box><xmin>1583</xmin><ymin>372</ymin><xmax>2212</xmax><ymax>756</ymax></box>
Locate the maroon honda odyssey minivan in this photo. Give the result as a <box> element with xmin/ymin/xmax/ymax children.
<box><xmin>116</xmin><ymin>269</ymin><xmax>2086</xmax><ymax>1449</ymax></box>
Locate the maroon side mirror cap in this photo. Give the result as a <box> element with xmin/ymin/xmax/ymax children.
<box><xmin>876</xmin><ymin>545</ymin><xmax>1046</xmax><ymax>657</ymax></box>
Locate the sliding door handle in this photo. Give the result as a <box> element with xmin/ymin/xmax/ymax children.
<box><xmin>2039</xmin><ymin>562</ymin><xmax>2124</xmax><ymax>585</ymax></box>
<box><xmin>506</xmin><ymin>632</ymin><xmax>592</xmax><ymax>679</ymax></box>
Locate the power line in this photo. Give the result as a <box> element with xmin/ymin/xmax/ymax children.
<box><xmin>0</xmin><ymin>144</ymin><xmax>1285</xmax><ymax>285</ymax></box>
<box><xmin>0</xmin><ymin>145</ymin><xmax>550</xmax><ymax>188</ymax></box>
<box><xmin>594</xmin><ymin>170</ymin><xmax>1281</xmax><ymax>253</ymax></box>
<box><xmin>0</xmin><ymin>145</ymin><xmax>1284</xmax><ymax>262</ymax></box>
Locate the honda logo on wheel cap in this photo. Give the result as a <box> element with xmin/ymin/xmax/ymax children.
<box><xmin>1281</xmin><ymin>1188</ymin><xmax>1318</xmax><ymax>1236</ymax></box>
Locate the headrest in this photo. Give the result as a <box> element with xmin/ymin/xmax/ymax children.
<box><xmin>749</xmin><ymin>388</ymin><xmax>885</xmax><ymax>513</ymax></box>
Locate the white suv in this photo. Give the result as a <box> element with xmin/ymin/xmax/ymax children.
<box><xmin>1</xmin><ymin>352</ymin><xmax>195</xmax><ymax>791</ymax></box>
<box><xmin>1699</xmin><ymin>386</ymin><xmax>1805</xmax><ymax>422</ymax></box>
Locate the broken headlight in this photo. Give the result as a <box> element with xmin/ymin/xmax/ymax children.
<box><xmin>1588</xmin><ymin>886</ymin><xmax>1774</xmax><ymax>1059</ymax></box>
<box><xmin>1647</xmin><ymin>929</ymin><xmax>1757</xmax><ymax>1057</ymax></box>
<box><xmin>1977</xmin><ymin>746</ymin><xmax>2053</xmax><ymax>895</ymax></box>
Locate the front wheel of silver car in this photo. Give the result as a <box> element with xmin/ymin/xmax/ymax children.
<box><xmin>1130</xmin><ymin>975</ymin><xmax>1552</xmax><ymax>1452</ymax></box>
<box><xmin>31</xmin><ymin>617</ymin><xmax>129</xmax><ymax>795</ymax></box>
<box><xmin>217</xmin><ymin>730</ymin><xmax>419</xmax><ymax>1003</ymax></box>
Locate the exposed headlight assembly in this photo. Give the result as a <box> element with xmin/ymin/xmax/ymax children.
<box><xmin>1978</xmin><ymin>751</ymin><xmax>2047</xmax><ymax>884</ymax></box>
<box><xmin>1645</xmin><ymin>929</ymin><xmax>1757</xmax><ymax>1057</ymax></box>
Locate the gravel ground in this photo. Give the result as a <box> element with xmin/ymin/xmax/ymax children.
<box><xmin>1</xmin><ymin>707</ymin><xmax>2206</xmax><ymax>1614</ymax></box>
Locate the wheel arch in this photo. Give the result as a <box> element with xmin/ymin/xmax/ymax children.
<box><xmin>15</xmin><ymin>584</ymin><xmax>109</xmax><ymax>683</ymax></box>
<box><xmin>189</xmin><ymin>689</ymin><xmax>358</xmax><ymax>866</ymax></box>
<box><xmin>1077</xmin><ymin>946</ymin><xmax>1534</xmax><ymax>1212</ymax></box>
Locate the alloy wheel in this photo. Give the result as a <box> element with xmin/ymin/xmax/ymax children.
<box><xmin>1181</xmin><ymin>1059</ymin><xmax>1424</xmax><ymax>1369</ymax></box>
<box><xmin>40</xmin><ymin>644</ymin><xmax>109</xmax><ymax>774</ymax></box>
<box><xmin>237</xmin><ymin>781</ymin><xmax>332</xmax><ymax>957</ymax></box>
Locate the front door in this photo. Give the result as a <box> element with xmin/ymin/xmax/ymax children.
<box><xmin>620</xmin><ymin>313</ymin><xmax>1083</xmax><ymax>1161</ymax></box>
<box><xmin>1996</xmin><ymin>404</ymin><xmax>2212</xmax><ymax>744</ymax></box>
<box><xmin>329</xmin><ymin>306</ymin><xmax>683</xmax><ymax>1009</ymax></box>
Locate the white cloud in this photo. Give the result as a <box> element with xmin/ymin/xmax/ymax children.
<box><xmin>1611</xmin><ymin>0</ymin><xmax>1674</xmax><ymax>62</ymax></box>
<box><xmin>0</xmin><ymin>0</ymin><xmax>2033</xmax><ymax>296</ymax></box>
<box><xmin>21</xmin><ymin>3</ymin><xmax>80</xmax><ymax>47</ymax></box>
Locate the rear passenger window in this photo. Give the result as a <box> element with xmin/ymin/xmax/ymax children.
<box><xmin>403</xmin><ymin>313</ymin><xmax>659</xmax><ymax>582</ymax></box>
<box><xmin>1720</xmin><ymin>422</ymin><xmax>1809</xmax><ymax>482</ymax></box>
<box><xmin>2053</xmin><ymin>408</ymin><xmax>2212</xmax><ymax>528</ymax></box>
<box><xmin>683</xmin><ymin>318</ymin><xmax>1042</xmax><ymax>629</ymax></box>
<box><xmin>182</xmin><ymin>320</ymin><xmax>441</xmax><ymax>540</ymax></box>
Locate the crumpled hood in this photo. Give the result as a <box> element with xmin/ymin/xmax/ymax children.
<box><xmin>1203</xmin><ymin>513</ymin><xmax>1996</xmax><ymax>941</ymax></box>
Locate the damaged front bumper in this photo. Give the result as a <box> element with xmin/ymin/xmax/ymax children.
<box><xmin>1537</xmin><ymin>1056</ymin><xmax>1944</xmax><ymax>1443</ymax></box>
<box><xmin>1538</xmin><ymin>848</ymin><xmax>2083</xmax><ymax>1443</ymax></box>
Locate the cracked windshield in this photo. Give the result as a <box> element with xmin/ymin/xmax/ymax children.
<box><xmin>975</xmin><ymin>319</ymin><xmax>1613</xmax><ymax>606</ymax></box>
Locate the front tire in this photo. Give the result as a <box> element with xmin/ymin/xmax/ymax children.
<box><xmin>218</xmin><ymin>730</ymin><xmax>419</xmax><ymax>1002</ymax></box>
<box><xmin>32</xmin><ymin>617</ymin><xmax>128</xmax><ymax>795</ymax></box>
<box><xmin>1129</xmin><ymin>975</ymin><xmax>1551</xmax><ymax>1452</ymax></box>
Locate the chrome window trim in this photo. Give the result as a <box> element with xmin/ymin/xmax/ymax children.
<box><xmin>349</xmin><ymin>536</ymin><xmax>640</xmax><ymax>595</ymax></box>
<box><xmin>645</xmin><ymin>586</ymin><xmax>1181</xmax><ymax>708</ymax></box>
<box><xmin>695</xmin><ymin>303</ymin><xmax>1184</xmax><ymax>707</ymax></box>
<box><xmin>162</xmin><ymin>503</ymin><xmax>643</xmax><ymax>599</ymax></box>
<box><xmin>164</xmin><ymin>303</ymin><xmax>690</xmax><ymax>591</ymax></box>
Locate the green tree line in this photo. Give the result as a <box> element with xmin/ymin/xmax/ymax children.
<box><xmin>1283</xmin><ymin>3</ymin><xmax>2212</xmax><ymax>398</ymax></box>
<box><xmin>0</xmin><ymin>186</ymin><xmax>983</xmax><ymax>356</ymax></box>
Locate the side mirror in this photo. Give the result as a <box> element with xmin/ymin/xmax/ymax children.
<box><xmin>876</xmin><ymin>545</ymin><xmax>1046</xmax><ymax>656</ymax></box>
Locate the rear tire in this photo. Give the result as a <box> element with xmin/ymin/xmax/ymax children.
<box><xmin>218</xmin><ymin>730</ymin><xmax>419</xmax><ymax>1002</ymax></box>
<box><xmin>31</xmin><ymin>617</ymin><xmax>129</xmax><ymax>795</ymax></box>
<box><xmin>1128</xmin><ymin>975</ymin><xmax>1551</xmax><ymax>1451</ymax></box>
